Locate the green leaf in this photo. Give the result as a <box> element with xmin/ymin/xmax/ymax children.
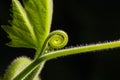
<box><xmin>2</xmin><ymin>0</ymin><xmax>53</xmax><ymax>50</ymax></box>
<box><xmin>2</xmin><ymin>0</ymin><xmax>53</xmax><ymax>79</ymax></box>
<box><xmin>22</xmin><ymin>0</ymin><xmax>53</xmax><ymax>50</ymax></box>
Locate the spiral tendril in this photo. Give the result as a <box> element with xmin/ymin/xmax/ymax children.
<box><xmin>38</xmin><ymin>30</ymin><xmax>68</xmax><ymax>58</ymax></box>
<box><xmin>48</xmin><ymin>30</ymin><xmax>68</xmax><ymax>49</ymax></box>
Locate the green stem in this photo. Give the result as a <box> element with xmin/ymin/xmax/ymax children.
<box><xmin>13</xmin><ymin>40</ymin><xmax>120</xmax><ymax>80</ymax></box>
<box><xmin>40</xmin><ymin>40</ymin><xmax>120</xmax><ymax>61</ymax></box>
<box><xmin>34</xmin><ymin>49</ymin><xmax>41</xmax><ymax>60</ymax></box>
<box><xmin>13</xmin><ymin>61</ymin><xmax>45</xmax><ymax>80</ymax></box>
<box><xmin>23</xmin><ymin>49</ymin><xmax>45</xmax><ymax>80</ymax></box>
<box><xmin>23</xmin><ymin>62</ymin><xmax>45</xmax><ymax>80</ymax></box>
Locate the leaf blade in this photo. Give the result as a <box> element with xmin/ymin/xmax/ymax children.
<box><xmin>2</xmin><ymin>0</ymin><xmax>53</xmax><ymax>50</ymax></box>
<box><xmin>2</xmin><ymin>0</ymin><xmax>37</xmax><ymax>48</ymax></box>
<box><xmin>22</xmin><ymin>0</ymin><xmax>53</xmax><ymax>49</ymax></box>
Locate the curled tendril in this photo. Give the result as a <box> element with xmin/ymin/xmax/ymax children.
<box><xmin>48</xmin><ymin>30</ymin><xmax>68</xmax><ymax>49</ymax></box>
<box><xmin>38</xmin><ymin>30</ymin><xmax>68</xmax><ymax>58</ymax></box>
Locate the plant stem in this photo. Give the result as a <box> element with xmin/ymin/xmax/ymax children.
<box><xmin>34</xmin><ymin>49</ymin><xmax>41</xmax><ymax>60</ymax></box>
<box><xmin>13</xmin><ymin>40</ymin><xmax>120</xmax><ymax>80</ymax></box>
<box><xmin>13</xmin><ymin>62</ymin><xmax>45</xmax><ymax>80</ymax></box>
<box><xmin>40</xmin><ymin>40</ymin><xmax>120</xmax><ymax>61</ymax></box>
<box><xmin>27</xmin><ymin>49</ymin><xmax>45</xmax><ymax>80</ymax></box>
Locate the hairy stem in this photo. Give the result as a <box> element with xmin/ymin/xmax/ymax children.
<box><xmin>13</xmin><ymin>40</ymin><xmax>120</xmax><ymax>80</ymax></box>
<box><xmin>13</xmin><ymin>61</ymin><xmax>45</xmax><ymax>80</ymax></box>
<box><xmin>40</xmin><ymin>40</ymin><xmax>120</xmax><ymax>61</ymax></box>
<box><xmin>23</xmin><ymin>49</ymin><xmax>45</xmax><ymax>80</ymax></box>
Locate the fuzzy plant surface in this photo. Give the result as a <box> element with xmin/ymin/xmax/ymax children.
<box><xmin>1</xmin><ymin>0</ymin><xmax>120</xmax><ymax>80</ymax></box>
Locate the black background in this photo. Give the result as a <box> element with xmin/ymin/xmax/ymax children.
<box><xmin>1</xmin><ymin>0</ymin><xmax>120</xmax><ymax>80</ymax></box>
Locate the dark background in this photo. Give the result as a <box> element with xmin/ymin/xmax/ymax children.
<box><xmin>1</xmin><ymin>0</ymin><xmax>120</xmax><ymax>80</ymax></box>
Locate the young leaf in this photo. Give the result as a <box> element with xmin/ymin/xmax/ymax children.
<box><xmin>2</xmin><ymin>0</ymin><xmax>53</xmax><ymax>79</ymax></box>
<box><xmin>2</xmin><ymin>0</ymin><xmax>37</xmax><ymax>48</ymax></box>
<box><xmin>2</xmin><ymin>0</ymin><xmax>53</xmax><ymax>50</ymax></box>
<box><xmin>22</xmin><ymin>0</ymin><xmax>53</xmax><ymax>50</ymax></box>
